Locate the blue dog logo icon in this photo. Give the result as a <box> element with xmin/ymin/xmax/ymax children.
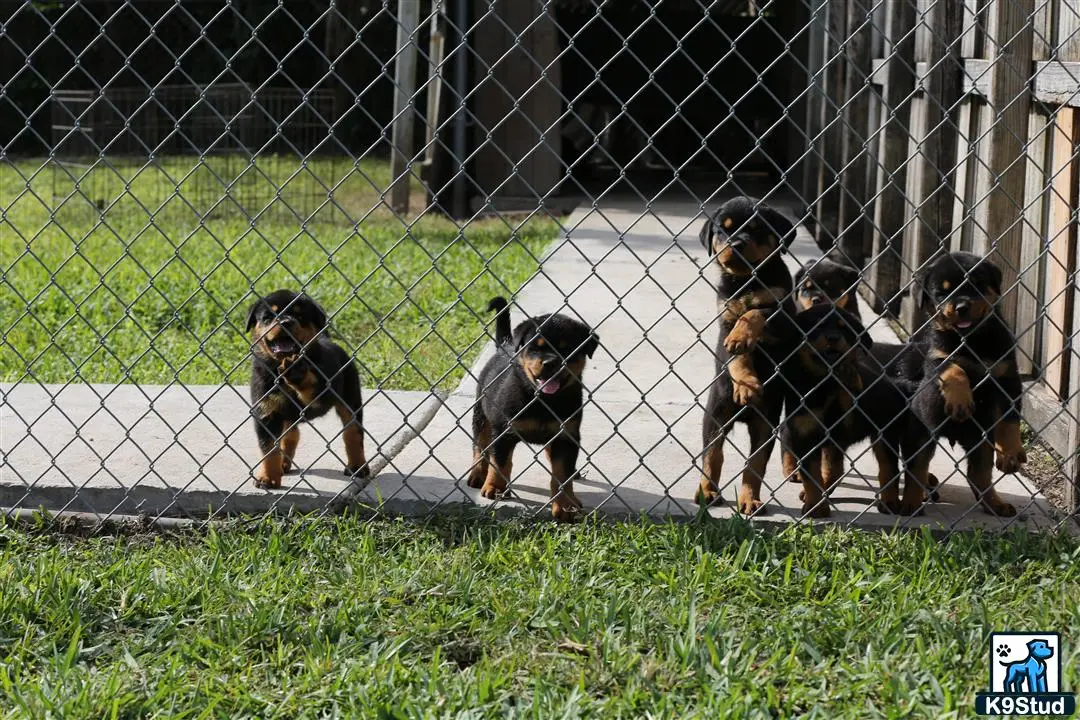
<box><xmin>1000</xmin><ymin>639</ymin><xmax>1054</xmax><ymax>693</ymax></box>
<box><xmin>976</xmin><ymin>632</ymin><xmax>1076</xmax><ymax>716</ymax></box>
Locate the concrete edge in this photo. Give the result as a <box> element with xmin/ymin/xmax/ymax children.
<box><xmin>326</xmin><ymin>390</ymin><xmax>448</xmax><ymax>511</ymax></box>
<box><xmin>5</xmin><ymin>498</ymin><xmax>1077</xmax><ymax>538</ymax></box>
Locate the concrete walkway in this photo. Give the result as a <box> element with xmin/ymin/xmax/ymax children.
<box><xmin>366</xmin><ymin>197</ymin><xmax>1061</xmax><ymax>531</ymax></box>
<box><xmin>0</xmin><ymin>196</ymin><xmax>1063</xmax><ymax>530</ymax></box>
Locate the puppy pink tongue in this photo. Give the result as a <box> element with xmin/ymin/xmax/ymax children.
<box><xmin>540</xmin><ymin>378</ymin><xmax>561</xmax><ymax>394</ymax></box>
<box><xmin>956</xmin><ymin>320</ymin><xmax>973</xmax><ymax>329</ymax></box>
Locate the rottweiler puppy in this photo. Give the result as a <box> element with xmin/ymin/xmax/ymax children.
<box><xmin>897</xmin><ymin>252</ymin><xmax>1026</xmax><ymax>516</ymax></box>
<box><xmin>247</xmin><ymin>289</ymin><xmax>368</xmax><ymax>489</ymax></box>
<box><xmin>779</xmin><ymin>305</ymin><xmax>917</xmax><ymax>517</ymax></box>
<box><xmin>469</xmin><ymin>297</ymin><xmax>599</xmax><ymax>521</ymax></box>
<box><xmin>782</xmin><ymin>253</ymin><xmax>865</xmax><ymax>487</ymax></box>
<box><xmin>697</xmin><ymin>196</ymin><xmax>798</xmax><ymax>514</ymax></box>
<box><xmin>793</xmin><ymin>254</ymin><xmax>863</xmax><ymax>316</ymax></box>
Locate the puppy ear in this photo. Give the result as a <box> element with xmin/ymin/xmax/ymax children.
<box><xmin>839</xmin><ymin>265</ymin><xmax>859</xmax><ymax>288</ymax></box>
<box><xmin>910</xmin><ymin>268</ymin><xmax>934</xmax><ymax>314</ymax></box>
<box><xmin>298</xmin><ymin>294</ymin><xmax>328</xmax><ymax>330</ymax></box>
<box><xmin>844</xmin><ymin>311</ymin><xmax>873</xmax><ymax>351</ymax></box>
<box><xmin>794</xmin><ymin>264</ymin><xmax>809</xmax><ymax>285</ymax></box>
<box><xmin>758</xmin><ymin>206</ymin><xmax>796</xmax><ymax>249</ymax></box>
<box><xmin>699</xmin><ymin>218</ymin><xmax>713</xmax><ymax>254</ymax></box>
<box><xmin>246</xmin><ymin>300</ymin><xmax>261</xmax><ymax>331</ymax></box>
<box><xmin>584</xmin><ymin>332</ymin><xmax>600</xmax><ymax>359</ymax></box>
<box><xmin>977</xmin><ymin>260</ymin><xmax>1003</xmax><ymax>298</ymax></box>
<box><xmin>512</xmin><ymin>324</ymin><xmax>533</xmax><ymax>351</ymax></box>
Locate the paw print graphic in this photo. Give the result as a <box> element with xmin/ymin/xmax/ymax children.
<box><xmin>996</xmin><ymin>643</ymin><xmax>1011</xmax><ymax>659</ymax></box>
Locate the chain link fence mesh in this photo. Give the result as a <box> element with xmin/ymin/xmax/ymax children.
<box><xmin>1</xmin><ymin>0</ymin><xmax>1078</xmax><ymax>533</ymax></box>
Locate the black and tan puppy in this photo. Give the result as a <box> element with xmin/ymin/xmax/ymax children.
<box><xmin>782</xmin><ymin>253</ymin><xmax>864</xmax><ymax>487</ymax></box>
<box><xmin>247</xmin><ymin>289</ymin><xmax>368</xmax><ymax>489</ymax></box>
<box><xmin>469</xmin><ymin>297</ymin><xmax>599</xmax><ymax>521</ymax></box>
<box><xmin>779</xmin><ymin>305</ymin><xmax>916</xmax><ymax>517</ymax></box>
<box><xmin>697</xmin><ymin>196</ymin><xmax>798</xmax><ymax>514</ymax></box>
<box><xmin>793</xmin><ymin>254</ymin><xmax>862</xmax><ymax>315</ymax></box>
<box><xmin>898</xmin><ymin>252</ymin><xmax>1026</xmax><ymax>516</ymax></box>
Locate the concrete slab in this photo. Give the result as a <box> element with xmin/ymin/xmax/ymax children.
<box><xmin>0</xmin><ymin>195</ymin><xmax>1065</xmax><ymax>531</ymax></box>
<box><xmin>388</xmin><ymin>197</ymin><xmax>1065</xmax><ymax>532</ymax></box>
<box><xmin>1</xmin><ymin>383</ymin><xmax>440</xmax><ymax>518</ymax></box>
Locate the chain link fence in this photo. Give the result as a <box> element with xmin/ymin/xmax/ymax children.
<box><xmin>1</xmin><ymin>0</ymin><xmax>1077</xmax><ymax>533</ymax></box>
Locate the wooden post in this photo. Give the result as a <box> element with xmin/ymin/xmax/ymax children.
<box><xmin>1056</xmin><ymin>0</ymin><xmax>1080</xmax><ymax>513</ymax></box>
<box><xmin>814</xmin><ymin>0</ymin><xmax>849</xmax><ymax>250</ymax></box>
<box><xmin>903</xmin><ymin>0</ymin><xmax>963</xmax><ymax>332</ymax></box>
<box><xmin>1016</xmin><ymin>3</ymin><xmax>1055</xmax><ymax>376</ymax></box>
<box><xmin>837</xmin><ymin>0</ymin><xmax>874</xmax><ymax>267</ymax></box>
<box><xmin>802</xmin><ymin>0</ymin><xmax>827</xmax><ymax>219</ymax></box>
<box><xmin>982</xmin><ymin>0</ymin><xmax>1035</xmax><ymax>328</ymax></box>
<box><xmin>869</xmin><ymin>0</ymin><xmax>917</xmax><ymax>315</ymax></box>
<box><xmin>471</xmin><ymin>0</ymin><xmax>562</xmax><ymax>212</ymax></box>
<box><xmin>390</xmin><ymin>0</ymin><xmax>421</xmax><ymax>215</ymax></box>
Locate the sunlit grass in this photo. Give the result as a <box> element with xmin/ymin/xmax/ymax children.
<box><xmin>1</xmin><ymin>156</ymin><xmax>561</xmax><ymax>390</ymax></box>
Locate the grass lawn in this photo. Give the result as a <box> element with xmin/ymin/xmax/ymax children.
<box><xmin>0</xmin><ymin>156</ymin><xmax>560</xmax><ymax>391</ymax></box>
<box><xmin>2</xmin><ymin>517</ymin><xmax>1079</xmax><ymax>718</ymax></box>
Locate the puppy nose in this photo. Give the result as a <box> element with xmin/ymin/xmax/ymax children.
<box><xmin>810</xmin><ymin>295</ymin><xmax>825</xmax><ymax>305</ymax></box>
<box><xmin>954</xmin><ymin>300</ymin><xmax>970</xmax><ymax>314</ymax></box>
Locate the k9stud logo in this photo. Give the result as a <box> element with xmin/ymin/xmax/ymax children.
<box><xmin>975</xmin><ymin>632</ymin><xmax>1076</xmax><ymax>716</ymax></box>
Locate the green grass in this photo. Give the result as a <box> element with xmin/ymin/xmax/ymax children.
<box><xmin>1</xmin><ymin>156</ymin><xmax>560</xmax><ymax>390</ymax></box>
<box><xmin>2</xmin><ymin>517</ymin><xmax>1079</xmax><ymax>718</ymax></box>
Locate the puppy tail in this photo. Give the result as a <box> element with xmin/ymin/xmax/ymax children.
<box><xmin>488</xmin><ymin>296</ymin><xmax>511</xmax><ymax>345</ymax></box>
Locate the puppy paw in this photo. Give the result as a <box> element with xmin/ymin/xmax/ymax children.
<box><xmin>926</xmin><ymin>473</ymin><xmax>941</xmax><ymax>502</ymax></box>
<box><xmin>731</xmin><ymin>377</ymin><xmax>761</xmax><ymax>405</ymax></box>
<box><xmin>281</xmin><ymin>456</ymin><xmax>294</xmax><ymax>474</ymax></box>
<box><xmin>694</xmin><ymin>482</ymin><xmax>724</xmax><ymax>506</ymax></box>
<box><xmin>897</xmin><ymin>498</ymin><xmax>926</xmax><ymax>516</ymax></box>
<box><xmin>344</xmin><ymin>464</ymin><xmax>371</xmax><ymax>479</ymax></box>
<box><xmin>736</xmin><ymin>490</ymin><xmax>766</xmax><ymax>516</ymax></box>
<box><xmin>723</xmin><ymin>318</ymin><xmax>763</xmax><ymax>354</ymax></box>
<box><xmin>253</xmin><ymin>474</ymin><xmax>282</xmax><ymax>490</ymax></box>
<box><xmin>982</xmin><ymin>498</ymin><xmax>1017</xmax><ymax>517</ymax></box>
<box><xmin>941</xmin><ymin>382</ymin><xmax>975</xmax><ymax>421</ymax></box>
<box><xmin>875</xmin><ymin>498</ymin><xmax>904</xmax><ymax>515</ymax></box>
<box><xmin>480</xmin><ymin>480</ymin><xmax>506</xmax><ymax>500</ymax></box>
<box><xmin>995</xmin><ymin>448</ymin><xmax>1027</xmax><ymax>474</ymax></box>
<box><xmin>551</xmin><ymin>495</ymin><xmax>582</xmax><ymax>522</ymax></box>
<box><xmin>800</xmin><ymin>500</ymin><xmax>830</xmax><ymax>519</ymax></box>
<box><xmin>466</xmin><ymin>466</ymin><xmax>487</xmax><ymax>489</ymax></box>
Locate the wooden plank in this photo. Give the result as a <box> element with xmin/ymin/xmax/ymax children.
<box><xmin>870</xmin><ymin>59</ymin><xmax>928</xmax><ymax>90</ymax></box>
<box><xmin>869</xmin><ymin>0</ymin><xmax>917</xmax><ymax>314</ymax></box>
<box><xmin>838</xmin><ymin>0</ymin><xmax>874</xmax><ymax>266</ymax></box>
<box><xmin>1034</xmin><ymin>61</ymin><xmax>1080</xmax><ymax>105</ymax></box>
<box><xmin>1043</xmin><ymin>109</ymin><xmax>1076</xmax><ymax>397</ymax></box>
<box><xmin>980</xmin><ymin>0</ymin><xmax>1035</xmax><ymax>330</ymax></box>
<box><xmin>1015</xmin><ymin>7</ymin><xmax>1054</xmax><ymax>377</ymax></box>
<box><xmin>814</xmin><ymin>0</ymin><xmax>849</xmax><ymax>250</ymax></box>
<box><xmin>802</xmin><ymin>0</ymin><xmax>828</xmax><ymax>212</ymax></box>
<box><xmin>1059</xmin><ymin>0</ymin><xmax>1080</xmax><ymax>59</ymax></box>
<box><xmin>470</xmin><ymin>0</ymin><xmax>561</xmax><ymax>211</ymax></box>
<box><xmin>1056</xmin><ymin>0</ymin><xmax>1080</xmax><ymax>512</ymax></box>
<box><xmin>904</xmin><ymin>0</ymin><xmax>963</xmax><ymax>330</ymax></box>
<box><xmin>962</xmin><ymin>58</ymin><xmax>994</xmax><ymax>97</ymax></box>
<box><xmin>1068</xmin><ymin>244</ymin><xmax>1080</xmax><ymax>513</ymax></box>
<box><xmin>1017</xmin><ymin>109</ymin><xmax>1050</xmax><ymax>376</ymax></box>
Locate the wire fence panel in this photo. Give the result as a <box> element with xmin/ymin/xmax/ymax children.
<box><xmin>1</xmin><ymin>0</ymin><xmax>1077</xmax><ymax>534</ymax></box>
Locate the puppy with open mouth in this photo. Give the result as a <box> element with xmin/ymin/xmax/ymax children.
<box><xmin>468</xmin><ymin>297</ymin><xmax>599</xmax><ymax>521</ymax></box>
<box><xmin>247</xmin><ymin>289</ymin><xmax>368</xmax><ymax>489</ymax></box>
<box><xmin>898</xmin><ymin>251</ymin><xmax>1026</xmax><ymax>516</ymax></box>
